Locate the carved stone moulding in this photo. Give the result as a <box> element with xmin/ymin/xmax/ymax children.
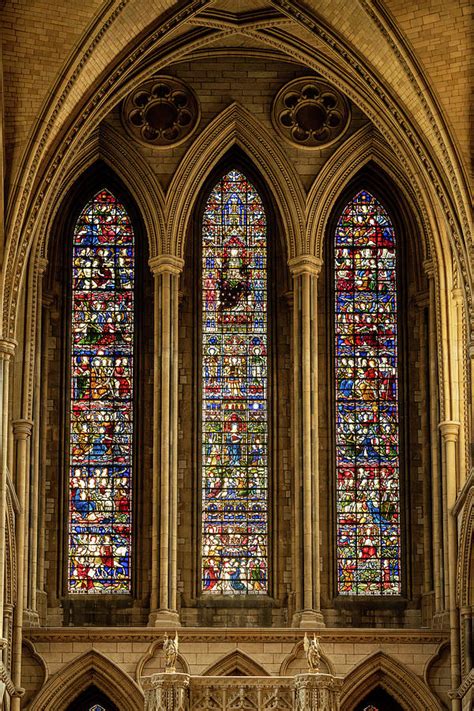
<box><xmin>122</xmin><ymin>76</ymin><xmax>200</xmax><ymax>148</ymax></box>
<box><xmin>272</xmin><ymin>77</ymin><xmax>350</xmax><ymax>149</ymax></box>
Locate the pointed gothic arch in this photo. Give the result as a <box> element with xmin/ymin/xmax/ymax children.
<box><xmin>166</xmin><ymin>102</ymin><xmax>305</xmax><ymax>261</ymax></box>
<box><xmin>28</xmin><ymin>650</ymin><xmax>144</xmax><ymax>711</ymax></box>
<box><xmin>340</xmin><ymin>651</ymin><xmax>443</xmax><ymax>711</ymax></box>
<box><xmin>306</xmin><ymin>125</ymin><xmax>429</xmax><ymax>273</ymax></box>
<box><xmin>279</xmin><ymin>639</ymin><xmax>335</xmax><ymax>676</ymax></box>
<box><xmin>38</xmin><ymin>124</ymin><xmax>165</xmax><ymax>265</ymax></box>
<box><xmin>202</xmin><ymin>649</ymin><xmax>270</xmax><ymax>677</ymax></box>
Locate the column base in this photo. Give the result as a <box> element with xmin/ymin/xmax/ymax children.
<box><xmin>148</xmin><ymin>609</ymin><xmax>181</xmax><ymax>628</ymax></box>
<box><xmin>294</xmin><ymin>672</ymin><xmax>343</xmax><ymax>710</ymax></box>
<box><xmin>292</xmin><ymin>609</ymin><xmax>325</xmax><ymax>628</ymax></box>
<box><xmin>432</xmin><ymin>610</ymin><xmax>450</xmax><ymax>630</ymax></box>
<box><xmin>22</xmin><ymin>608</ymin><xmax>40</xmax><ymax>628</ymax></box>
<box><xmin>142</xmin><ymin>672</ymin><xmax>189</xmax><ymax>711</ymax></box>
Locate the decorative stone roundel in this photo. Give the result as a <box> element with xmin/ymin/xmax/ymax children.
<box><xmin>272</xmin><ymin>77</ymin><xmax>350</xmax><ymax>148</ymax></box>
<box><xmin>122</xmin><ymin>76</ymin><xmax>199</xmax><ymax>147</ymax></box>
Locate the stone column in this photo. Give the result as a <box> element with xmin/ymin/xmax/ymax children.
<box><xmin>11</xmin><ymin>418</ymin><xmax>33</xmax><ymax>711</ymax></box>
<box><xmin>37</xmin><ymin>289</ymin><xmax>53</xmax><ymax>602</ymax></box>
<box><xmin>143</xmin><ymin>672</ymin><xmax>190</xmax><ymax>711</ymax></box>
<box><xmin>289</xmin><ymin>255</ymin><xmax>324</xmax><ymax>628</ymax></box>
<box><xmin>2</xmin><ymin>603</ymin><xmax>13</xmax><ymax>673</ymax></box>
<box><xmin>414</xmin><ymin>293</ymin><xmax>434</xmax><ymax>617</ymax></box>
<box><xmin>460</xmin><ymin>606</ymin><xmax>472</xmax><ymax>676</ymax></box>
<box><xmin>0</xmin><ymin>339</ymin><xmax>15</xmax><ymax>649</ymax></box>
<box><xmin>149</xmin><ymin>255</ymin><xmax>184</xmax><ymax>627</ymax></box>
<box><xmin>439</xmin><ymin>420</ymin><xmax>461</xmax><ymax>711</ymax></box>
<box><xmin>294</xmin><ymin>673</ymin><xmax>343</xmax><ymax>710</ymax></box>
<box><xmin>28</xmin><ymin>257</ymin><xmax>47</xmax><ymax>617</ymax></box>
<box><xmin>424</xmin><ymin>260</ymin><xmax>443</xmax><ymax>615</ymax></box>
<box><xmin>452</xmin><ymin>288</ymin><xmax>467</xmax><ymax>490</ymax></box>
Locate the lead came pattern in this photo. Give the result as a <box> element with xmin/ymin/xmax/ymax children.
<box><xmin>335</xmin><ymin>190</ymin><xmax>401</xmax><ymax>595</ymax></box>
<box><xmin>201</xmin><ymin>170</ymin><xmax>268</xmax><ymax>594</ymax></box>
<box><xmin>68</xmin><ymin>189</ymin><xmax>134</xmax><ymax>593</ymax></box>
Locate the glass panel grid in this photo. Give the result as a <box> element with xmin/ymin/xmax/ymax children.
<box><xmin>68</xmin><ymin>189</ymin><xmax>134</xmax><ymax>594</ymax></box>
<box><xmin>201</xmin><ymin>170</ymin><xmax>268</xmax><ymax>594</ymax></box>
<box><xmin>335</xmin><ymin>190</ymin><xmax>401</xmax><ymax>595</ymax></box>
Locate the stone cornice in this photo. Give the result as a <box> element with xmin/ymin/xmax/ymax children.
<box><xmin>25</xmin><ymin>627</ymin><xmax>448</xmax><ymax>645</ymax></box>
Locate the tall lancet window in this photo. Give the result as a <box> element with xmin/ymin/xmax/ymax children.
<box><xmin>201</xmin><ymin>169</ymin><xmax>268</xmax><ymax>595</ymax></box>
<box><xmin>335</xmin><ymin>190</ymin><xmax>401</xmax><ymax>595</ymax></box>
<box><xmin>68</xmin><ymin>189</ymin><xmax>134</xmax><ymax>593</ymax></box>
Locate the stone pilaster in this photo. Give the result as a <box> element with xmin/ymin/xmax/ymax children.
<box><xmin>0</xmin><ymin>339</ymin><xmax>16</xmax><ymax>642</ymax></box>
<box><xmin>439</xmin><ymin>420</ymin><xmax>461</xmax><ymax>711</ymax></box>
<box><xmin>149</xmin><ymin>255</ymin><xmax>184</xmax><ymax>627</ymax></box>
<box><xmin>289</xmin><ymin>255</ymin><xmax>324</xmax><ymax>628</ymax></box>
<box><xmin>143</xmin><ymin>672</ymin><xmax>190</xmax><ymax>711</ymax></box>
<box><xmin>423</xmin><ymin>259</ymin><xmax>443</xmax><ymax>616</ymax></box>
<box><xmin>11</xmin><ymin>419</ymin><xmax>33</xmax><ymax>711</ymax></box>
<box><xmin>294</xmin><ymin>672</ymin><xmax>343</xmax><ymax>711</ymax></box>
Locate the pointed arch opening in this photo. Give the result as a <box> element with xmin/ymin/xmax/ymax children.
<box><xmin>29</xmin><ymin>650</ymin><xmax>144</xmax><ymax>711</ymax></box>
<box><xmin>66</xmin><ymin>685</ymin><xmax>119</xmax><ymax>711</ymax></box>
<box><xmin>67</xmin><ymin>188</ymin><xmax>136</xmax><ymax>594</ymax></box>
<box><xmin>200</xmin><ymin>167</ymin><xmax>270</xmax><ymax>596</ymax></box>
<box><xmin>333</xmin><ymin>188</ymin><xmax>401</xmax><ymax>596</ymax></box>
<box><xmin>353</xmin><ymin>687</ymin><xmax>404</xmax><ymax>711</ymax></box>
<box><xmin>42</xmin><ymin>161</ymin><xmax>152</xmax><ymax>614</ymax></box>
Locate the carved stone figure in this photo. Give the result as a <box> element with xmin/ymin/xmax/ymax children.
<box><xmin>163</xmin><ymin>632</ymin><xmax>179</xmax><ymax>673</ymax></box>
<box><xmin>304</xmin><ymin>633</ymin><xmax>322</xmax><ymax>673</ymax></box>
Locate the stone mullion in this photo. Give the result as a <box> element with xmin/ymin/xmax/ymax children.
<box><xmin>0</xmin><ymin>340</ymin><xmax>15</xmax><ymax>646</ymax></box>
<box><xmin>149</xmin><ymin>255</ymin><xmax>183</xmax><ymax>627</ymax></box>
<box><xmin>289</xmin><ymin>256</ymin><xmax>324</xmax><ymax>628</ymax></box>
<box><xmin>11</xmin><ymin>418</ymin><xmax>33</xmax><ymax>711</ymax></box>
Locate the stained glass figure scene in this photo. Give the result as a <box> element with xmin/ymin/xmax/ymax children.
<box><xmin>335</xmin><ymin>190</ymin><xmax>401</xmax><ymax>595</ymax></box>
<box><xmin>68</xmin><ymin>189</ymin><xmax>134</xmax><ymax>593</ymax></box>
<box><xmin>201</xmin><ymin>170</ymin><xmax>268</xmax><ymax>594</ymax></box>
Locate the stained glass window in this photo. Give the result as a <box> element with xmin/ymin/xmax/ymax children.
<box><xmin>201</xmin><ymin>169</ymin><xmax>268</xmax><ymax>594</ymax></box>
<box><xmin>68</xmin><ymin>189</ymin><xmax>134</xmax><ymax>593</ymax></box>
<box><xmin>335</xmin><ymin>190</ymin><xmax>401</xmax><ymax>595</ymax></box>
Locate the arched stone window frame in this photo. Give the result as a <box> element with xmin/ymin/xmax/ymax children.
<box><xmin>179</xmin><ymin>148</ymin><xmax>291</xmax><ymax>612</ymax></box>
<box><xmin>324</xmin><ymin>165</ymin><xmax>425</xmax><ymax>607</ymax></box>
<box><xmin>47</xmin><ymin>162</ymin><xmax>151</xmax><ymax>617</ymax></box>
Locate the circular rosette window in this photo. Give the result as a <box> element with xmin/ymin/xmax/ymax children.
<box><xmin>122</xmin><ymin>76</ymin><xmax>200</xmax><ymax>148</ymax></box>
<box><xmin>272</xmin><ymin>77</ymin><xmax>350</xmax><ymax>148</ymax></box>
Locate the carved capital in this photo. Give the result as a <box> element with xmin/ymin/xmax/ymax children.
<box><xmin>452</xmin><ymin>287</ymin><xmax>464</xmax><ymax>304</ymax></box>
<box><xmin>149</xmin><ymin>255</ymin><xmax>185</xmax><ymax>276</ymax></box>
<box><xmin>12</xmin><ymin>419</ymin><xmax>34</xmax><ymax>440</ymax></box>
<box><xmin>439</xmin><ymin>420</ymin><xmax>461</xmax><ymax>443</ymax></box>
<box><xmin>37</xmin><ymin>257</ymin><xmax>49</xmax><ymax>276</ymax></box>
<box><xmin>288</xmin><ymin>255</ymin><xmax>322</xmax><ymax>278</ymax></box>
<box><xmin>423</xmin><ymin>258</ymin><xmax>435</xmax><ymax>279</ymax></box>
<box><xmin>0</xmin><ymin>339</ymin><xmax>17</xmax><ymax>359</ymax></box>
<box><xmin>142</xmin><ymin>672</ymin><xmax>190</xmax><ymax>711</ymax></box>
<box><xmin>294</xmin><ymin>672</ymin><xmax>343</xmax><ymax>711</ymax></box>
